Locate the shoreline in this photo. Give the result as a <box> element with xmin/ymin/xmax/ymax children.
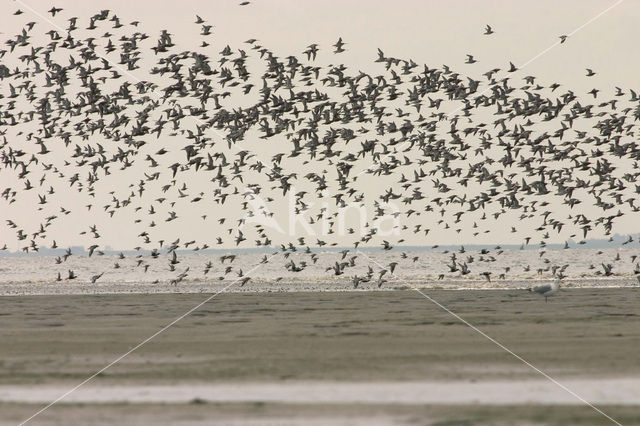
<box><xmin>0</xmin><ymin>278</ymin><xmax>638</xmax><ymax>296</ymax></box>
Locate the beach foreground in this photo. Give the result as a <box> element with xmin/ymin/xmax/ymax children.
<box><xmin>2</xmin><ymin>289</ymin><xmax>639</xmax><ymax>425</ymax></box>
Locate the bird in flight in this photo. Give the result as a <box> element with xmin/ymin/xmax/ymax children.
<box><xmin>0</xmin><ymin>6</ymin><xmax>636</xmax><ymax>293</ymax></box>
<box><xmin>48</xmin><ymin>6</ymin><xmax>63</xmax><ymax>16</ymax></box>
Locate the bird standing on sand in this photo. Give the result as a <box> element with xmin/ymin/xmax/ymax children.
<box><xmin>530</xmin><ymin>277</ymin><xmax>561</xmax><ymax>302</ymax></box>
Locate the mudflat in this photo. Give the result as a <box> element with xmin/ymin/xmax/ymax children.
<box><xmin>3</xmin><ymin>403</ymin><xmax>640</xmax><ymax>426</ymax></box>
<box><xmin>2</xmin><ymin>288</ymin><xmax>639</xmax><ymax>425</ymax></box>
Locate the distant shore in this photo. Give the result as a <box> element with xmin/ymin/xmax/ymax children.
<box><xmin>0</xmin><ymin>276</ymin><xmax>638</xmax><ymax>296</ymax></box>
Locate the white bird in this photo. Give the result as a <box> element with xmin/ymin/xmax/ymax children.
<box><xmin>530</xmin><ymin>277</ymin><xmax>561</xmax><ymax>302</ymax></box>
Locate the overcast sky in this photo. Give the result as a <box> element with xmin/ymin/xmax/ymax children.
<box><xmin>1</xmin><ymin>0</ymin><xmax>638</xmax><ymax>250</ymax></box>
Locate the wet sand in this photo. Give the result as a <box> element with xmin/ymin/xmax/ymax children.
<box><xmin>3</xmin><ymin>403</ymin><xmax>640</xmax><ymax>426</ymax></box>
<box><xmin>4</xmin><ymin>378</ymin><xmax>640</xmax><ymax>405</ymax></box>
<box><xmin>2</xmin><ymin>289</ymin><xmax>640</xmax><ymax>425</ymax></box>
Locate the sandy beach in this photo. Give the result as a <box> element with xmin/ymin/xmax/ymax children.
<box><xmin>1</xmin><ymin>0</ymin><xmax>639</xmax><ymax>424</ymax></box>
<box><xmin>2</xmin><ymin>289</ymin><xmax>639</xmax><ymax>425</ymax></box>
<box><xmin>3</xmin><ymin>378</ymin><xmax>640</xmax><ymax>405</ymax></box>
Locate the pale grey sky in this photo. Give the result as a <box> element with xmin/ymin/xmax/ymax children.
<box><xmin>1</xmin><ymin>0</ymin><xmax>638</xmax><ymax>250</ymax></box>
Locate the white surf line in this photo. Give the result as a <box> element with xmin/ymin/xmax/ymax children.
<box><xmin>356</xmin><ymin>250</ymin><xmax>622</xmax><ymax>426</ymax></box>
<box><xmin>18</xmin><ymin>252</ymin><xmax>279</xmax><ymax>426</ymax></box>
<box><xmin>3</xmin><ymin>378</ymin><xmax>640</xmax><ymax>405</ymax></box>
<box><xmin>0</xmin><ymin>277</ymin><xmax>636</xmax><ymax>297</ymax></box>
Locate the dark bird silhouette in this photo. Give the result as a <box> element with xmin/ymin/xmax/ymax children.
<box><xmin>48</xmin><ymin>7</ymin><xmax>63</xmax><ymax>16</ymax></box>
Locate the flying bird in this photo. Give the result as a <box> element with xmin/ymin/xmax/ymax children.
<box><xmin>48</xmin><ymin>7</ymin><xmax>63</xmax><ymax>16</ymax></box>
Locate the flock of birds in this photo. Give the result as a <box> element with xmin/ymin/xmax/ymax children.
<box><xmin>2</xmin><ymin>7</ymin><xmax>640</xmax><ymax>299</ymax></box>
